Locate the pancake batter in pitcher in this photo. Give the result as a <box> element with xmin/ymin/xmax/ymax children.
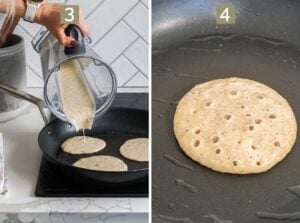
<box><xmin>58</xmin><ymin>59</ymin><xmax>95</xmax><ymax>131</ymax></box>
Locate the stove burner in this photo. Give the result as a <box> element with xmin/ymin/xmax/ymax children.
<box><xmin>35</xmin><ymin>157</ymin><xmax>148</xmax><ymax>197</ymax></box>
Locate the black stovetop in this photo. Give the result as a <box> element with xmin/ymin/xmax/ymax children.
<box><xmin>35</xmin><ymin>158</ymin><xmax>148</xmax><ymax>197</ymax></box>
<box><xmin>35</xmin><ymin>93</ymin><xmax>149</xmax><ymax>197</ymax></box>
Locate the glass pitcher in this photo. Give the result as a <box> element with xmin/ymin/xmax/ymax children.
<box><xmin>31</xmin><ymin>24</ymin><xmax>117</xmax><ymax>124</ymax></box>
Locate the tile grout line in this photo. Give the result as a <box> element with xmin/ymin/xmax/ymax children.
<box><xmin>84</xmin><ymin>0</ymin><xmax>106</xmax><ymax>20</ymax></box>
<box><xmin>122</xmin><ymin>19</ymin><xmax>148</xmax><ymax>44</ymax></box>
<box><xmin>109</xmin><ymin>37</ymin><xmax>140</xmax><ymax>66</ymax></box>
<box><xmin>139</xmin><ymin>72</ymin><xmax>149</xmax><ymax>79</ymax></box>
<box><xmin>26</xmin><ymin>64</ymin><xmax>43</xmax><ymax>80</ymax></box>
<box><xmin>122</xmin><ymin>36</ymin><xmax>149</xmax><ymax>79</ymax></box>
<box><xmin>91</xmin><ymin>1</ymin><xmax>140</xmax><ymax>48</ymax></box>
<box><xmin>123</xmin><ymin>54</ymin><xmax>148</xmax><ymax>78</ymax></box>
<box><xmin>18</xmin><ymin>24</ymin><xmax>34</xmax><ymax>38</ymax></box>
<box><xmin>122</xmin><ymin>70</ymin><xmax>140</xmax><ymax>87</ymax></box>
<box><xmin>139</xmin><ymin>0</ymin><xmax>148</xmax><ymax>9</ymax></box>
<box><xmin>136</xmin><ymin>35</ymin><xmax>148</xmax><ymax>46</ymax></box>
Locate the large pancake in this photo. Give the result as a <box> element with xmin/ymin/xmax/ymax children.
<box><xmin>174</xmin><ymin>77</ymin><xmax>297</xmax><ymax>174</ymax></box>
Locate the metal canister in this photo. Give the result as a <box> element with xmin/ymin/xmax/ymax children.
<box><xmin>0</xmin><ymin>34</ymin><xmax>26</xmax><ymax>112</ymax></box>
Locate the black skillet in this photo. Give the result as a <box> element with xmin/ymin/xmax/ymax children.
<box><xmin>0</xmin><ymin>83</ymin><xmax>149</xmax><ymax>184</ymax></box>
<box><xmin>39</xmin><ymin>108</ymin><xmax>148</xmax><ymax>184</ymax></box>
<box><xmin>153</xmin><ymin>0</ymin><xmax>300</xmax><ymax>222</ymax></box>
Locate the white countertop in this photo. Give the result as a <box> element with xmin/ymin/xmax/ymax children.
<box><xmin>0</xmin><ymin>103</ymin><xmax>149</xmax><ymax>215</ymax></box>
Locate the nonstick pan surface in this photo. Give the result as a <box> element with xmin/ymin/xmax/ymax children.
<box><xmin>152</xmin><ymin>22</ymin><xmax>300</xmax><ymax>223</ymax></box>
<box><xmin>39</xmin><ymin>108</ymin><xmax>148</xmax><ymax>184</ymax></box>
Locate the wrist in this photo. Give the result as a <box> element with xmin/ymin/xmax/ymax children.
<box><xmin>15</xmin><ymin>0</ymin><xmax>26</xmax><ymax>18</ymax></box>
<box><xmin>34</xmin><ymin>3</ymin><xmax>45</xmax><ymax>24</ymax></box>
<box><xmin>22</xmin><ymin>0</ymin><xmax>45</xmax><ymax>23</ymax></box>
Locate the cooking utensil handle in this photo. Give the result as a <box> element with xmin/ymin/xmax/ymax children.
<box><xmin>0</xmin><ymin>83</ymin><xmax>48</xmax><ymax>124</ymax></box>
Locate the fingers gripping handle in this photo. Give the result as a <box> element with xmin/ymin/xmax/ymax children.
<box><xmin>64</xmin><ymin>24</ymin><xmax>86</xmax><ymax>55</ymax></box>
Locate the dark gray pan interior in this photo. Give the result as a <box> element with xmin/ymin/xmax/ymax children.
<box><xmin>152</xmin><ymin>0</ymin><xmax>300</xmax><ymax>222</ymax></box>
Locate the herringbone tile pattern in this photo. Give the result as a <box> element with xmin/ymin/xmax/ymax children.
<box><xmin>15</xmin><ymin>0</ymin><xmax>149</xmax><ymax>92</ymax></box>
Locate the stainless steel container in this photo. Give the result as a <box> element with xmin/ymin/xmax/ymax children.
<box><xmin>0</xmin><ymin>34</ymin><xmax>26</xmax><ymax>113</ymax></box>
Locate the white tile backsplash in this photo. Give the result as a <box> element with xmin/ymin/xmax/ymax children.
<box><xmin>124</xmin><ymin>3</ymin><xmax>149</xmax><ymax>42</ymax></box>
<box><xmin>124</xmin><ymin>38</ymin><xmax>148</xmax><ymax>76</ymax></box>
<box><xmin>141</xmin><ymin>0</ymin><xmax>149</xmax><ymax>7</ymax></box>
<box><xmin>125</xmin><ymin>72</ymin><xmax>148</xmax><ymax>87</ymax></box>
<box><xmin>26</xmin><ymin>66</ymin><xmax>43</xmax><ymax>88</ymax></box>
<box><xmin>66</xmin><ymin>0</ymin><xmax>104</xmax><ymax>16</ymax></box>
<box><xmin>93</xmin><ymin>21</ymin><xmax>138</xmax><ymax>64</ymax></box>
<box><xmin>18</xmin><ymin>20</ymin><xmax>42</xmax><ymax>38</ymax></box>
<box><xmin>15</xmin><ymin>0</ymin><xmax>148</xmax><ymax>92</ymax></box>
<box><xmin>14</xmin><ymin>26</ymin><xmax>42</xmax><ymax>76</ymax></box>
<box><xmin>111</xmin><ymin>55</ymin><xmax>138</xmax><ymax>86</ymax></box>
<box><xmin>87</xmin><ymin>0</ymin><xmax>138</xmax><ymax>44</ymax></box>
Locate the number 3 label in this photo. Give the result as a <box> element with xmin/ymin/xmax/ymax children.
<box><xmin>216</xmin><ymin>5</ymin><xmax>236</xmax><ymax>24</ymax></box>
<box><xmin>65</xmin><ymin>7</ymin><xmax>75</xmax><ymax>22</ymax></box>
<box><xmin>61</xmin><ymin>5</ymin><xmax>79</xmax><ymax>25</ymax></box>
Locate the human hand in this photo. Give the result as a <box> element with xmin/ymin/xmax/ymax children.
<box><xmin>35</xmin><ymin>3</ymin><xmax>89</xmax><ymax>46</ymax></box>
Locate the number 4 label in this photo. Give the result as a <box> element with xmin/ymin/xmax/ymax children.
<box><xmin>216</xmin><ymin>5</ymin><xmax>236</xmax><ymax>24</ymax></box>
<box><xmin>61</xmin><ymin>5</ymin><xmax>80</xmax><ymax>25</ymax></box>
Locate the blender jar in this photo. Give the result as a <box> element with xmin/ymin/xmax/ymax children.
<box><xmin>31</xmin><ymin>25</ymin><xmax>117</xmax><ymax>124</ymax></box>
